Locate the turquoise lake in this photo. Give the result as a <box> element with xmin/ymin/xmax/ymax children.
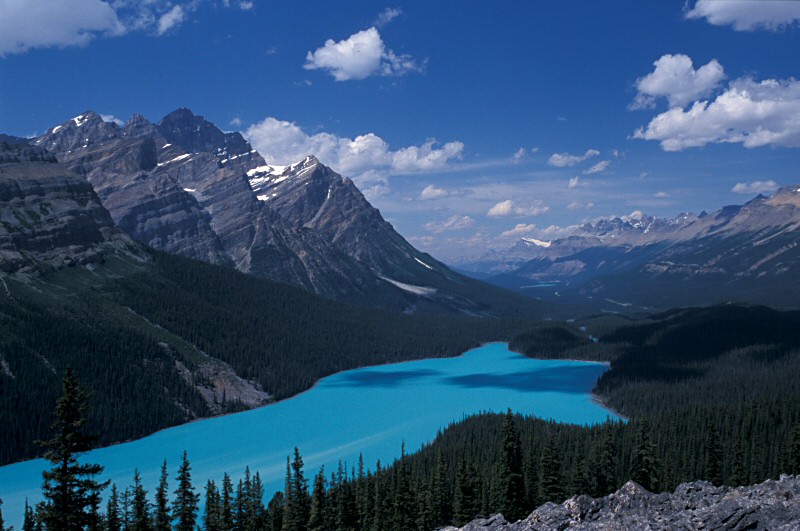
<box><xmin>0</xmin><ymin>342</ymin><xmax>618</xmax><ymax>527</ymax></box>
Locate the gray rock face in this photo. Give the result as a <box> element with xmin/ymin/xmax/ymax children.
<box><xmin>447</xmin><ymin>476</ymin><xmax>800</xmax><ymax>530</ymax></box>
<box><xmin>0</xmin><ymin>142</ymin><xmax>136</xmax><ymax>273</ymax></box>
<box><xmin>29</xmin><ymin>109</ymin><xmax>537</xmax><ymax>315</ymax></box>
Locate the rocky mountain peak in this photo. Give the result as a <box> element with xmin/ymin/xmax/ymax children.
<box><xmin>157</xmin><ymin>108</ymin><xmax>251</xmax><ymax>157</ymax></box>
<box><xmin>123</xmin><ymin>113</ymin><xmax>158</xmax><ymax>139</ymax></box>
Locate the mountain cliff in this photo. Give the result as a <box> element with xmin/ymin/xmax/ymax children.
<box><xmin>31</xmin><ymin>110</ymin><xmax>539</xmax><ymax>316</ymax></box>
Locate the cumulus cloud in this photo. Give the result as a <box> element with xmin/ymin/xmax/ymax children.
<box><xmin>631</xmin><ymin>54</ymin><xmax>725</xmax><ymax>110</ymax></box>
<box><xmin>157</xmin><ymin>4</ymin><xmax>185</xmax><ymax>35</ymax></box>
<box><xmin>244</xmin><ymin>116</ymin><xmax>463</xmax><ymax>182</ymax></box>
<box><xmin>486</xmin><ymin>199</ymin><xmax>549</xmax><ymax>217</ymax></box>
<box><xmin>547</xmin><ymin>149</ymin><xmax>600</xmax><ymax>167</ymax></box>
<box><xmin>568</xmin><ymin>176</ymin><xmax>582</xmax><ymax>189</ymax></box>
<box><xmin>304</xmin><ymin>27</ymin><xmax>420</xmax><ymax>81</ymax></box>
<box><xmin>512</xmin><ymin>147</ymin><xmax>527</xmax><ymax>163</ymax></box>
<box><xmin>375</xmin><ymin>7</ymin><xmax>402</xmax><ymax>27</ymax></box>
<box><xmin>100</xmin><ymin>114</ymin><xmax>124</xmax><ymax>126</ymax></box>
<box><xmin>567</xmin><ymin>200</ymin><xmax>595</xmax><ymax>211</ymax></box>
<box><xmin>424</xmin><ymin>215</ymin><xmax>474</xmax><ymax>233</ymax></box>
<box><xmin>731</xmin><ymin>180</ymin><xmax>780</xmax><ymax>194</ymax></box>
<box><xmin>499</xmin><ymin>224</ymin><xmax>537</xmax><ymax>238</ymax></box>
<box><xmin>654</xmin><ymin>191</ymin><xmax>669</xmax><ymax>198</ymax></box>
<box><xmin>419</xmin><ymin>185</ymin><xmax>448</xmax><ymax>200</ymax></box>
<box><xmin>239</xmin><ymin>1</ymin><xmax>254</xmax><ymax>10</ymax></box>
<box><xmin>584</xmin><ymin>160</ymin><xmax>611</xmax><ymax>175</ymax></box>
<box><xmin>686</xmin><ymin>0</ymin><xmax>800</xmax><ymax>31</ymax></box>
<box><xmin>633</xmin><ymin>77</ymin><xmax>800</xmax><ymax>151</ymax></box>
<box><xmin>0</xmin><ymin>0</ymin><xmax>125</xmax><ymax>55</ymax></box>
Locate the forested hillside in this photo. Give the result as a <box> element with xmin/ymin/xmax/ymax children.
<box><xmin>0</xmin><ymin>251</ymin><xmax>524</xmax><ymax>466</ymax></box>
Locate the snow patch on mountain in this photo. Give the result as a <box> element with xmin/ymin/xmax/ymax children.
<box><xmin>380</xmin><ymin>276</ymin><xmax>437</xmax><ymax>297</ymax></box>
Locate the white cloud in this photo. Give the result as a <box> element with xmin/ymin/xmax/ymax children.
<box><xmin>100</xmin><ymin>114</ymin><xmax>124</xmax><ymax>126</ymax></box>
<box><xmin>375</xmin><ymin>7</ymin><xmax>402</xmax><ymax>27</ymax></box>
<box><xmin>304</xmin><ymin>27</ymin><xmax>420</xmax><ymax>81</ymax></box>
<box><xmin>157</xmin><ymin>4</ymin><xmax>185</xmax><ymax>35</ymax></box>
<box><xmin>419</xmin><ymin>185</ymin><xmax>448</xmax><ymax>200</ymax></box>
<box><xmin>239</xmin><ymin>1</ymin><xmax>253</xmax><ymax>10</ymax></box>
<box><xmin>686</xmin><ymin>0</ymin><xmax>800</xmax><ymax>31</ymax></box>
<box><xmin>654</xmin><ymin>191</ymin><xmax>669</xmax><ymax>198</ymax></box>
<box><xmin>487</xmin><ymin>199</ymin><xmax>549</xmax><ymax>217</ymax></box>
<box><xmin>0</xmin><ymin>0</ymin><xmax>125</xmax><ymax>56</ymax></box>
<box><xmin>731</xmin><ymin>180</ymin><xmax>779</xmax><ymax>194</ymax></box>
<box><xmin>634</xmin><ymin>77</ymin><xmax>800</xmax><ymax>151</ymax></box>
<box><xmin>567</xmin><ymin>200</ymin><xmax>595</xmax><ymax>211</ymax></box>
<box><xmin>229</xmin><ymin>117</ymin><xmax>243</xmax><ymax>127</ymax></box>
<box><xmin>244</xmin><ymin>116</ymin><xmax>463</xmax><ymax>182</ymax></box>
<box><xmin>568</xmin><ymin>176</ymin><xmax>581</xmax><ymax>189</ymax></box>
<box><xmin>424</xmin><ymin>215</ymin><xmax>474</xmax><ymax>233</ymax></box>
<box><xmin>547</xmin><ymin>149</ymin><xmax>600</xmax><ymax>167</ymax></box>
<box><xmin>584</xmin><ymin>160</ymin><xmax>610</xmax><ymax>175</ymax></box>
<box><xmin>512</xmin><ymin>147</ymin><xmax>527</xmax><ymax>163</ymax></box>
<box><xmin>499</xmin><ymin>224</ymin><xmax>537</xmax><ymax>238</ymax></box>
<box><xmin>631</xmin><ymin>54</ymin><xmax>725</xmax><ymax>110</ymax></box>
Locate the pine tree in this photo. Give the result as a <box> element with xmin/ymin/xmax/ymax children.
<box><xmin>730</xmin><ymin>437</ymin><xmax>747</xmax><ymax>486</ymax></box>
<box><xmin>37</xmin><ymin>367</ymin><xmax>108</xmax><ymax>531</ymax></box>
<box><xmin>106</xmin><ymin>485</ymin><xmax>121</xmax><ymax>531</ymax></box>
<box><xmin>789</xmin><ymin>423</ymin><xmax>800</xmax><ymax>475</ymax></box>
<box><xmin>308</xmin><ymin>468</ymin><xmax>327</xmax><ymax>531</ymax></box>
<box><xmin>0</xmin><ymin>498</ymin><xmax>5</xmax><ymax>531</ymax></box>
<box><xmin>453</xmin><ymin>456</ymin><xmax>480</xmax><ymax>526</ymax></box>
<box><xmin>248</xmin><ymin>472</ymin><xmax>265</xmax><ymax>530</ymax></box>
<box><xmin>704</xmin><ymin>423</ymin><xmax>723</xmax><ymax>485</ymax></box>
<box><xmin>153</xmin><ymin>460</ymin><xmax>170</xmax><ymax>531</ymax></box>
<box><xmin>370</xmin><ymin>461</ymin><xmax>389</xmax><ymax>531</ymax></box>
<box><xmin>491</xmin><ymin>410</ymin><xmax>525</xmax><ymax>520</ymax></box>
<box><xmin>266</xmin><ymin>491</ymin><xmax>284</xmax><ymax>531</ymax></box>
<box><xmin>538</xmin><ymin>432</ymin><xmax>562</xmax><ymax>504</ymax></box>
<box><xmin>392</xmin><ymin>444</ymin><xmax>416</xmax><ymax>531</ymax></box>
<box><xmin>630</xmin><ymin>419</ymin><xmax>659</xmax><ymax>492</ymax></box>
<box><xmin>172</xmin><ymin>451</ymin><xmax>199</xmax><ymax>531</ymax></box>
<box><xmin>431</xmin><ymin>451</ymin><xmax>452</xmax><ymax>527</ymax></box>
<box><xmin>220</xmin><ymin>473</ymin><xmax>234</xmax><ymax>530</ymax></box>
<box><xmin>204</xmin><ymin>480</ymin><xmax>221</xmax><ymax>531</ymax></box>
<box><xmin>23</xmin><ymin>499</ymin><xmax>36</xmax><ymax>531</ymax></box>
<box><xmin>131</xmin><ymin>470</ymin><xmax>151</xmax><ymax>531</ymax></box>
<box><xmin>597</xmin><ymin>428</ymin><xmax>617</xmax><ymax>495</ymax></box>
<box><xmin>282</xmin><ymin>447</ymin><xmax>310</xmax><ymax>531</ymax></box>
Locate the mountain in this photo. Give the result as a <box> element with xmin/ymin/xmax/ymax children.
<box><xmin>0</xmin><ymin>142</ymin><xmax>521</xmax><ymax>464</ymax></box>
<box><xmin>462</xmin><ymin>190</ymin><xmax>800</xmax><ymax>310</ymax></box>
<box><xmin>31</xmin><ymin>110</ymin><xmax>540</xmax><ymax>316</ymax></box>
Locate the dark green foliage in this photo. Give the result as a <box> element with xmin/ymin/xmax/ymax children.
<box><xmin>629</xmin><ymin>419</ymin><xmax>658</xmax><ymax>491</ymax></box>
<box><xmin>0</xmin><ymin>498</ymin><xmax>4</xmax><ymax>531</ymax></box>
<box><xmin>704</xmin><ymin>423</ymin><xmax>723</xmax><ymax>485</ymax></box>
<box><xmin>430</xmin><ymin>451</ymin><xmax>452</xmax><ymax>527</ymax></box>
<box><xmin>307</xmin><ymin>469</ymin><xmax>327</xmax><ymax>531</ymax></box>
<box><xmin>220</xmin><ymin>473</ymin><xmax>234</xmax><ymax>530</ymax></box>
<box><xmin>130</xmin><ymin>470</ymin><xmax>150</xmax><ymax>531</ymax></box>
<box><xmin>1</xmin><ymin>251</ymin><xmax>521</xmax><ymax>466</ymax></box>
<box><xmin>491</xmin><ymin>410</ymin><xmax>525</xmax><ymax>520</ymax></box>
<box><xmin>37</xmin><ymin>368</ymin><xmax>108</xmax><ymax>531</ymax></box>
<box><xmin>105</xmin><ymin>485</ymin><xmax>121</xmax><ymax>531</ymax></box>
<box><xmin>282</xmin><ymin>448</ymin><xmax>310</xmax><ymax>531</ymax></box>
<box><xmin>153</xmin><ymin>461</ymin><xmax>170</xmax><ymax>531</ymax></box>
<box><xmin>453</xmin><ymin>456</ymin><xmax>480</xmax><ymax>526</ymax></box>
<box><xmin>266</xmin><ymin>491</ymin><xmax>284</xmax><ymax>531</ymax></box>
<box><xmin>596</xmin><ymin>428</ymin><xmax>617</xmax><ymax>495</ymax></box>
<box><xmin>23</xmin><ymin>499</ymin><xmax>36</xmax><ymax>531</ymax></box>
<box><xmin>537</xmin><ymin>432</ymin><xmax>562</xmax><ymax>504</ymax></box>
<box><xmin>172</xmin><ymin>451</ymin><xmax>199</xmax><ymax>531</ymax></box>
<box><xmin>204</xmin><ymin>481</ymin><xmax>221</xmax><ymax>531</ymax></box>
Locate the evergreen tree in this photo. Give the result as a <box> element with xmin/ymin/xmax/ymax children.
<box><xmin>730</xmin><ymin>437</ymin><xmax>747</xmax><ymax>486</ymax></box>
<box><xmin>220</xmin><ymin>473</ymin><xmax>234</xmax><ymax>531</ymax></box>
<box><xmin>130</xmin><ymin>470</ymin><xmax>151</xmax><ymax>531</ymax></box>
<box><xmin>414</xmin><ymin>477</ymin><xmax>434</xmax><ymax>531</ymax></box>
<box><xmin>491</xmin><ymin>410</ymin><xmax>525</xmax><ymax>520</ymax></box>
<box><xmin>430</xmin><ymin>451</ymin><xmax>452</xmax><ymax>527</ymax></box>
<box><xmin>282</xmin><ymin>447</ymin><xmax>310</xmax><ymax>531</ymax></box>
<box><xmin>106</xmin><ymin>485</ymin><xmax>121</xmax><ymax>531</ymax></box>
<box><xmin>704</xmin><ymin>423</ymin><xmax>723</xmax><ymax>485</ymax></box>
<box><xmin>630</xmin><ymin>419</ymin><xmax>659</xmax><ymax>492</ymax></box>
<box><xmin>370</xmin><ymin>461</ymin><xmax>389</xmax><ymax>531</ymax></box>
<box><xmin>568</xmin><ymin>453</ymin><xmax>590</xmax><ymax>497</ymax></box>
<box><xmin>266</xmin><ymin>491</ymin><xmax>284</xmax><ymax>531</ymax></box>
<box><xmin>23</xmin><ymin>499</ymin><xmax>36</xmax><ymax>531</ymax></box>
<box><xmin>538</xmin><ymin>432</ymin><xmax>562</xmax><ymax>504</ymax></box>
<box><xmin>453</xmin><ymin>456</ymin><xmax>480</xmax><ymax>526</ymax></box>
<box><xmin>153</xmin><ymin>461</ymin><xmax>170</xmax><ymax>531</ymax></box>
<box><xmin>307</xmin><ymin>468</ymin><xmax>327</xmax><ymax>531</ymax></box>
<box><xmin>37</xmin><ymin>368</ymin><xmax>108</xmax><ymax>531</ymax></box>
<box><xmin>204</xmin><ymin>480</ymin><xmax>221</xmax><ymax>531</ymax></box>
<box><xmin>392</xmin><ymin>444</ymin><xmax>416</xmax><ymax>531</ymax></box>
<box><xmin>172</xmin><ymin>451</ymin><xmax>199</xmax><ymax>531</ymax></box>
<box><xmin>121</xmin><ymin>487</ymin><xmax>132</xmax><ymax>530</ymax></box>
<box><xmin>0</xmin><ymin>498</ymin><xmax>5</xmax><ymax>531</ymax></box>
<box><xmin>247</xmin><ymin>472</ymin><xmax>265</xmax><ymax>530</ymax></box>
<box><xmin>596</xmin><ymin>428</ymin><xmax>617</xmax><ymax>495</ymax></box>
<box><xmin>789</xmin><ymin>423</ymin><xmax>800</xmax><ymax>475</ymax></box>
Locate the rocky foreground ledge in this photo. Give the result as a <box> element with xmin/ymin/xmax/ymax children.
<box><xmin>444</xmin><ymin>475</ymin><xmax>800</xmax><ymax>530</ymax></box>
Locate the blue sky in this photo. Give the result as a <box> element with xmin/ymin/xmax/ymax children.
<box><xmin>1</xmin><ymin>0</ymin><xmax>799</xmax><ymax>260</ymax></box>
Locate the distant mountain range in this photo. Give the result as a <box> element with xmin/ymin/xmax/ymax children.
<box><xmin>455</xmin><ymin>189</ymin><xmax>800</xmax><ymax>310</ymax></box>
<box><xmin>28</xmin><ymin>109</ymin><xmax>539</xmax><ymax>317</ymax></box>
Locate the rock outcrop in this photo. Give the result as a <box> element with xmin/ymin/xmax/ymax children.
<box><xmin>0</xmin><ymin>142</ymin><xmax>138</xmax><ymax>273</ymax></box>
<box><xmin>445</xmin><ymin>475</ymin><xmax>800</xmax><ymax>530</ymax></box>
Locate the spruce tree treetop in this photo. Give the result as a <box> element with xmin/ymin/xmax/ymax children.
<box><xmin>37</xmin><ymin>367</ymin><xmax>108</xmax><ymax>531</ymax></box>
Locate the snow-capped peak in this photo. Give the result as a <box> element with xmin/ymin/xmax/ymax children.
<box><xmin>521</xmin><ymin>237</ymin><xmax>551</xmax><ymax>248</ymax></box>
